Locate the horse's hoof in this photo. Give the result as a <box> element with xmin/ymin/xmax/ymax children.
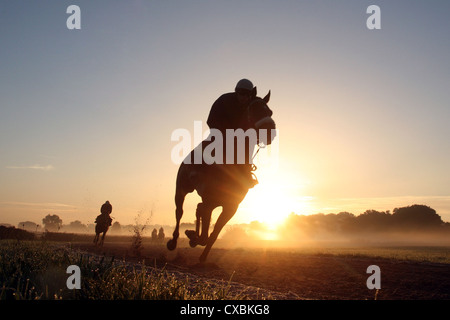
<box><xmin>167</xmin><ymin>239</ymin><xmax>177</xmax><ymax>251</ymax></box>
<box><xmin>189</xmin><ymin>239</ymin><xmax>197</xmax><ymax>248</ymax></box>
<box><xmin>185</xmin><ymin>230</ymin><xmax>197</xmax><ymax>240</ymax></box>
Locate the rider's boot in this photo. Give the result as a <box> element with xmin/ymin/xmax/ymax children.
<box><xmin>240</xmin><ymin>164</ymin><xmax>258</xmax><ymax>189</ymax></box>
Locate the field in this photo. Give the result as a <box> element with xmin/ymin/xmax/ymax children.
<box><xmin>2</xmin><ymin>235</ymin><xmax>448</xmax><ymax>300</ymax></box>
<box><xmin>74</xmin><ymin>238</ymin><xmax>450</xmax><ymax>300</ymax></box>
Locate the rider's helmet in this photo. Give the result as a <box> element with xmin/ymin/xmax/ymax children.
<box><xmin>235</xmin><ymin>79</ymin><xmax>254</xmax><ymax>93</ymax></box>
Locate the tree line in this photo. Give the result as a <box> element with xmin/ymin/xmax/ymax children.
<box><xmin>3</xmin><ymin>204</ymin><xmax>449</xmax><ymax>242</ymax></box>
<box><xmin>13</xmin><ymin>214</ymin><xmax>170</xmax><ymax>236</ymax></box>
<box><xmin>280</xmin><ymin>204</ymin><xmax>449</xmax><ymax>238</ymax></box>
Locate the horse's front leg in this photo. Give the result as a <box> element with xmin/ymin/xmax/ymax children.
<box><xmin>167</xmin><ymin>190</ymin><xmax>186</xmax><ymax>251</ymax></box>
<box><xmin>199</xmin><ymin>203</ymin><xmax>238</xmax><ymax>262</ymax></box>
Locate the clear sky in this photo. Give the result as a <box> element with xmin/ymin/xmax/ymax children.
<box><xmin>1</xmin><ymin>1</ymin><xmax>450</xmax><ymax>227</ymax></box>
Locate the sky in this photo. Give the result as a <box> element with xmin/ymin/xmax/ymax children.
<box><xmin>1</xmin><ymin>0</ymin><xmax>450</xmax><ymax>228</ymax></box>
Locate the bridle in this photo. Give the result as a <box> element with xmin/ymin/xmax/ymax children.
<box><xmin>246</xmin><ymin>98</ymin><xmax>273</xmax><ymax>166</ymax></box>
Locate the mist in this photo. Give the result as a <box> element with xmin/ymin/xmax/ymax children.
<box><xmin>220</xmin><ymin>204</ymin><xmax>450</xmax><ymax>248</ymax></box>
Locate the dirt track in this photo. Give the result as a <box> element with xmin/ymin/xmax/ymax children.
<box><xmin>72</xmin><ymin>240</ymin><xmax>450</xmax><ymax>300</ymax></box>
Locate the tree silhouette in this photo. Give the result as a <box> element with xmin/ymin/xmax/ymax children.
<box><xmin>356</xmin><ymin>210</ymin><xmax>392</xmax><ymax>232</ymax></box>
<box><xmin>67</xmin><ymin>220</ymin><xmax>87</xmax><ymax>233</ymax></box>
<box><xmin>18</xmin><ymin>221</ymin><xmax>39</xmax><ymax>232</ymax></box>
<box><xmin>392</xmin><ymin>205</ymin><xmax>443</xmax><ymax>230</ymax></box>
<box><xmin>110</xmin><ymin>221</ymin><xmax>122</xmax><ymax>234</ymax></box>
<box><xmin>281</xmin><ymin>204</ymin><xmax>448</xmax><ymax>240</ymax></box>
<box><xmin>42</xmin><ymin>214</ymin><xmax>63</xmax><ymax>232</ymax></box>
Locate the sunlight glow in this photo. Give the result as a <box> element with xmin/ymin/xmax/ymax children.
<box><xmin>239</xmin><ymin>162</ymin><xmax>314</xmax><ymax>228</ymax></box>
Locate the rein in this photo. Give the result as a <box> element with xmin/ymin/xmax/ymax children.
<box><xmin>251</xmin><ymin>142</ymin><xmax>267</xmax><ymax>172</ymax></box>
<box><xmin>246</xmin><ymin>98</ymin><xmax>271</xmax><ymax>171</ymax></box>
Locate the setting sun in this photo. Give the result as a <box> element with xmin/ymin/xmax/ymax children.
<box><xmin>239</xmin><ymin>164</ymin><xmax>313</xmax><ymax>227</ymax></box>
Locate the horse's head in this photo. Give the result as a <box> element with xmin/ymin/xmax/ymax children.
<box><xmin>247</xmin><ymin>91</ymin><xmax>276</xmax><ymax>146</ymax></box>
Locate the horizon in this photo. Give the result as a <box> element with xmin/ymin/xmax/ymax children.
<box><xmin>3</xmin><ymin>202</ymin><xmax>449</xmax><ymax>229</ymax></box>
<box><xmin>1</xmin><ymin>1</ymin><xmax>450</xmax><ymax>229</ymax></box>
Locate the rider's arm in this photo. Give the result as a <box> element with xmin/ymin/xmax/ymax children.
<box><xmin>207</xmin><ymin>95</ymin><xmax>227</xmax><ymax>132</ymax></box>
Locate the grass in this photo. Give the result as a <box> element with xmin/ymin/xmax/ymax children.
<box><xmin>0</xmin><ymin>240</ymin><xmax>244</xmax><ymax>300</ymax></box>
<box><xmin>2</xmin><ymin>238</ymin><xmax>448</xmax><ymax>300</ymax></box>
<box><xmin>302</xmin><ymin>246</ymin><xmax>450</xmax><ymax>264</ymax></box>
<box><xmin>234</xmin><ymin>239</ymin><xmax>450</xmax><ymax>264</ymax></box>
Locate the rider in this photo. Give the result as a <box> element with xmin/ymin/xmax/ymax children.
<box><xmin>206</xmin><ymin>79</ymin><xmax>258</xmax><ymax>188</ymax></box>
<box><xmin>96</xmin><ymin>200</ymin><xmax>113</xmax><ymax>227</ymax></box>
<box><xmin>100</xmin><ymin>200</ymin><xmax>112</xmax><ymax>216</ymax></box>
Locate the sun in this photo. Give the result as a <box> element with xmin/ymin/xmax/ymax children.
<box><xmin>239</xmin><ymin>167</ymin><xmax>311</xmax><ymax>227</ymax></box>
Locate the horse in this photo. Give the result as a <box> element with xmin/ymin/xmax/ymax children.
<box><xmin>158</xmin><ymin>227</ymin><xmax>165</xmax><ymax>242</ymax></box>
<box><xmin>93</xmin><ymin>201</ymin><xmax>113</xmax><ymax>246</ymax></box>
<box><xmin>167</xmin><ymin>91</ymin><xmax>276</xmax><ymax>262</ymax></box>
<box><xmin>93</xmin><ymin>213</ymin><xmax>112</xmax><ymax>246</ymax></box>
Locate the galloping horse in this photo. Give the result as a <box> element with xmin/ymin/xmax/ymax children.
<box><xmin>167</xmin><ymin>91</ymin><xmax>276</xmax><ymax>262</ymax></box>
<box><xmin>93</xmin><ymin>201</ymin><xmax>113</xmax><ymax>246</ymax></box>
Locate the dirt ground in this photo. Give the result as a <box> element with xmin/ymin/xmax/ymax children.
<box><xmin>71</xmin><ymin>239</ymin><xmax>450</xmax><ymax>300</ymax></box>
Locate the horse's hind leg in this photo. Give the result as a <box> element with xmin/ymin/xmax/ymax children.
<box><xmin>167</xmin><ymin>190</ymin><xmax>186</xmax><ymax>251</ymax></box>
<box><xmin>93</xmin><ymin>233</ymin><xmax>99</xmax><ymax>245</ymax></box>
<box><xmin>199</xmin><ymin>203</ymin><xmax>238</xmax><ymax>262</ymax></box>
<box><xmin>198</xmin><ymin>203</ymin><xmax>213</xmax><ymax>246</ymax></box>
<box><xmin>186</xmin><ymin>202</ymin><xmax>212</xmax><ymax>247</ymax></box>
<box><xmin>185</xmin><ymin>203</ymin><xmax>202</xmax><ymax>247</ymax></box>
<box><xmin>100</xmin><ymin>231</ymin><xmax>106</xmax><ymax>246</ymax></box>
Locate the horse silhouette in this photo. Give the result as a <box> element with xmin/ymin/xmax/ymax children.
<box><xmin>151</xmin><ymin>228</ymin><xmax>158</xmax><ymax>241</ymax></box>
<box><xmin>93</xmin><ymin>201</ymin><xmax>113</xmax><ymax>246</ymax></box>
<box><xmin>158</xmin><ymin>227</ymin><xmax>165</xmax><ymax>242</ymax></box>
<box><xmin>167</xmin><ymin>92</ymin><xmax>276</xmax><ymax>262</ymax></box>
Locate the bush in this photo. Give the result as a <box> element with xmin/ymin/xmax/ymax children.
<box><xmin>0</xmin><ymin>226</ymin><xmax>35</xmax><ymax>241</ymax></box>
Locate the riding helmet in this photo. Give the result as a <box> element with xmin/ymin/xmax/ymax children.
<box><xmin>235</xmin><ymin>79</ymin><xmax>254</xmax><ymax>92</ymax></box>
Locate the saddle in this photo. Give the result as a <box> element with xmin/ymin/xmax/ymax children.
<box><xmin>95</xmin><ymin>213</ymin><xmax>112</xmax><ymax>227</ymax></box>
<box><xmin>190</xmin><ymin>163</ymin><xmax>258</xmax><ymax>192</ymax></box>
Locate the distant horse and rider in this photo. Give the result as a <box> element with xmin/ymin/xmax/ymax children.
<box><xmin>93</xmin><ymin>200</ymin><xmax>113</xmax><ymax>246</ymax></box>
<box><xmin>167</xmin><ymin>79</ymin><xmax>277</xmax><ymax>262</ymax></box>
<box><xmin>152</xmin><ymin>227</ymin><xmax>165</xmax><ymax>242</ymax></box>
